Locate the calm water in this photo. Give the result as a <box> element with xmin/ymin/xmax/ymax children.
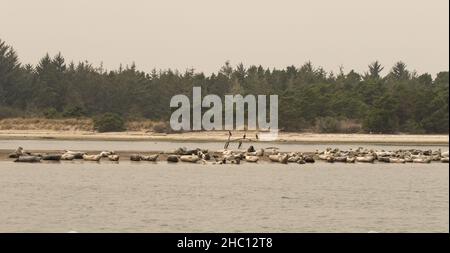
<box><xmin>0</xmin><ymin>159</ymin><xmax>448</xmax><ymax>232</ymax></box>
<box><xmin>0</xmin><ymin>139</ymin><xmax>448</xmax><ymax>152</ymax></box>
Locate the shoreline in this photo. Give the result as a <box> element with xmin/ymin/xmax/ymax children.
<box><xmin>0</xmin><ymin>130</ymin><xmax>448</xmax><ymax>145</ymax></box>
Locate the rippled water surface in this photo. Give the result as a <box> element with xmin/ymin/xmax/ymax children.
<box><xmin>0</xmin><ymin>160</ymin><xmax>448</xmax><ymax>232</ymax></box>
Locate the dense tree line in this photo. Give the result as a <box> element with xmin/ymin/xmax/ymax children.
<box><xmin>0</xmin><ymin>39</ymin><xmax>448</xmax><ymax>133</ymax></box>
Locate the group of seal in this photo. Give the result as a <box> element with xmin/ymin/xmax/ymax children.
<box><xmin>315</xmin><ymin>147</ymin><xmax>449</xmax><ymax>164</ymax></box>
<box><xmin>8</xmin><ymin>146</ymin><xmax>449</xmax><ymax>164</ymax></box>
<box><xmin>10</xmin><ymin>147</ymin><xmax>119</xmax><ymax>163</ymax></box>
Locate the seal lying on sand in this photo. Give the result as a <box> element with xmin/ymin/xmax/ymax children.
<box><xmin>389</xmin><ymin>158</ymin><xmax>406</xmax><ymax>163</ymax></box>
<box><xmin>167</xmin><ymin>155</ymin><xmax>179</xmax><ymax>163</ymax></box>
<box><xmin>356</xmin><ymin>156</ymin><xmax>375</xmax><ymax>163</ymax></box>
<box><xmin>413</xmin><ymin>158</ymin><xmax>431</xmax><ymax>163</ymax></box>
<box><xmin>42</xmin><ymin>154</ymin><xmax>62</xmax><ymax>161</ymax></box>
<box><xmin>245</xmin><ymin>156</ymin><xmax>259</xmax><ymax>162</ymax></box>
<box><xmin>63</xmin><ymin>151</ymin><xmax>86</xmax><ymax>159</ymax></box>
<box><xmin>141</xmin><ymin>154</ymin><xmax>159</xmax><ymax>161</ymax></box>
<box><xmin>108</xmin><ymin>155</ymin><xmax>120</xmax><ymax>161</ymax></box>
<box><xmin>61</xmin><ymin>153</ymin><xmax>75</xmax><ymax>160</ymax></box>
<box><xmin>8</xmin><ymin>147</ymin><xmax>30</xmax><ymax>158</ymax></box>
<box><xmin>180</xmin><ymin>155</ymin><xmax>200</xmax><ymax>163</ymax></box>
<box><xmin>82</xmin><ymin>154</ymin><xmax>101</xmax><ymax>161</ymax></box>
<box><xmin>14</xmin><ymin>156</ymin><xmax>42</xmax><ymax>163</ymax></box>
<box><xmin>100</xmin><ymin>151</ymin><xmax>115</xmax><ymax>157</ymax></box>
<box><xmin>268</xmin><ymin>154</ymin><xmax>288</xmax><ymax>164</ymax></box>
<box><xmin>130</xmin><ymin>154</ymin><xmax>141</xmax><ymax>161</ymax></box>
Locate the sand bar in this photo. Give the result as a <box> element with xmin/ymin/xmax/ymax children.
<box><xmin>0</xmin><ymin>130</ymin><xmax>447</xmax><ymax>145</ymax></box>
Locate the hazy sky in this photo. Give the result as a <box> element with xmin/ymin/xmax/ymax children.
<box><xmin>1</xmin><ymin>0</ymin><xmax>448</xmax><ymax>75</ymax></box>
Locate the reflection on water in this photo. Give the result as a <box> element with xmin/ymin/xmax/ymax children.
<box><xmin>0</xmin><ymin>139</ymin><xmax>448</xmax><ymax>152</ymax></box>
<box><xmin>0</xmin><ymin>161</ymin><xmax>448</xmax><ymax>232</ymax></box>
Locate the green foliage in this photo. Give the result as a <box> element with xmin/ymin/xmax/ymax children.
<box><xmin>43</xmin><ymin>108</ymin><xmax>60</xmax><ymax>119</ymax></box>
<box><xmin>62</xmin><ymin>106</ymin><xmax>86</xmax><ymax>118</ymax></box>
<box><xmin>365</xmin><ymin>61</ymin><xmax>384</xmax><ymax>80</ymax></box>
<box><xmin>314</xmin><ymin>117</ymin><xmax>362</xmax><ymax>133</ymax></box>
<box><xmin>93</xmin><ymin>113</ymin><xmax>125</xmax><ymax>132</ymax></box>
<box><xmin>0</xmin><ymin>106</ymin><xmax>22</xmax><ymax>119</ymax></box>
<box><xmin>0</xmin><ymin>38</ymin><xmax>448</xmax><ymax>134</ymax></box>
<box><xmin>401</xmin><ymin>120</ymin><xmax>425</xmax><ymax>134</ymax></box>
<box><xmin>315</xmin><ymin>117</ymin><xmax>340</xmax><ymax>133</ymax></box>
<box><xmin>363</xmin><ymin>109</ymin><xmax>399</xmax><ymax>133</ymax></box>
<box><xmin>363</xmin><ymin>94</ymin><xmax>399</xmax><ymax>133</ymax></box>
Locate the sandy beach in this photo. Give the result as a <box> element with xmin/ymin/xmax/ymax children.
<box><xmin>0</xmin><ymin>129</ymin><xmax>448</xmax><ymax>145</ymax></box>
